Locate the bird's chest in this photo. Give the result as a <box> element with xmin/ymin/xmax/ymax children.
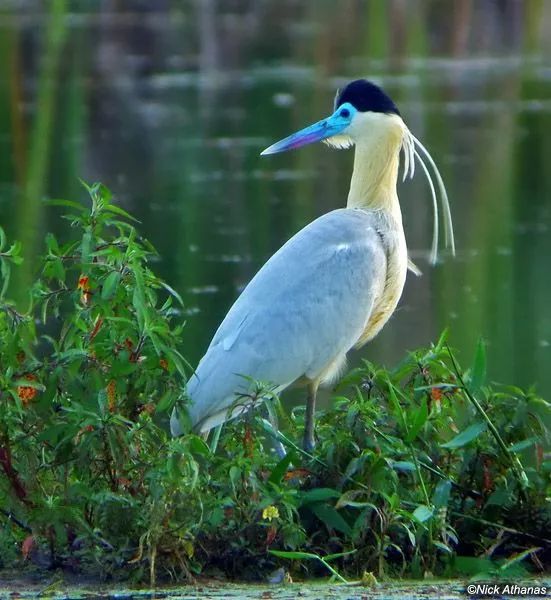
<box><xmin>355</xmin><ymin>228</ymin><xmax>407</xmax><ymax>348</ymax></box>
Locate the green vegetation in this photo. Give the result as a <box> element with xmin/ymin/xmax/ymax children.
<box><xmin>0</xmin><ymin>184</ymin><xmax>549</xmax><ymax>585</ymax></box>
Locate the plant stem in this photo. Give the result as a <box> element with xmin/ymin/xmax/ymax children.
<box><xmin>319</xmin><ymin>557</ymin><xmax>348</xmax><ymax>583</ymax></box>
<box><xmin>446</xmin><ymin>346</ymin><xmax>529</xmax><ymax>500</ymax></box>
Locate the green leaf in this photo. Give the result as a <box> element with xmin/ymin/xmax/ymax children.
<box><xmin>155</xmin><ymin>391</ymin><xmax>174</xmax><ymax>413</ymax></box>
<box><xmin>486</xmin><ymin>486</ymin><xmax>513</xmax><ymax>507</ymax></box>
<box><xmin>391</xmin><ymin>461</ymin><xmax>416</xmax><ymax>472</ymax></box>
<box><xmin>81</xmin><ymin>230</ymin><xmax>93</xmax><ymax>265</ymax></box>
<box><xmin>508</xmin><ymin>437</ymin><xmax>538</xmax><ymax>452</ymax></box>
<box><xmin>268</xmin><ymin>452</ymin><xmax>295</xmax><ymax>485</ymax></box>
<box><xmin>401</xmin><ymin>523</ymin><xmax>416</xmax><ymax>547</ymax></box>
<box><xmin>405</xmin><ymin>397</ymin><xmax>428</xmax><ymax>442</ymax></box>
<box><xmin>45</xmin><ymin>198</ymin><xmax>87</xmax><ymax>212</ymax></box>
<box><xmin>310</xmin><ymin>503</ymin><xmax>352</xmax><ymax>536</ymax></box>
<box><xmin>343</xmin><ymin>455</ymin><xmax>366</xmax><ymax>480</ymax></box>
<box><xmin>101</xmin><ymin>271</ymin><xmax>121</xmax><ymax>300</ymax></box>
<box><xmin>132</xmin><ymin>264</ymin><xmax>149</xmax><ymax>330</ymax></box>
<box><xmin>159</xmin><ymin>280</ymin><xmax>184</xmax><ymax>307</ymax></box>
<box><xmin>499</xmin><ymin>547</ymin><xmax>541</xmax><ymax>571</ymax></box>
<box><xmin>269</xmin><ymin>550</ymin><xmax>317</xmax><ymax>560</ymax></box>
<box><xmin>470</xmin><ymin>338</ymin><xmax>486</xmax><ymax>391</ymax></box>
<box><xmin>36</xmin><ymin>423</ymin><xmax>72</xmax><ymax>444</ymax></box>
<box><xmin>9</xmin><ymin>245</ymin><xmax>23</xmax><ymax>265</ymax></box>
<box><xmin>173</xmin><ymin>404</ymin><xmax>192</xmax><ymax>436</ymax></box>
<box><xmin>188</xmin><ymin>435</ymin><xmax>211</xmax><ymax>457</ymax></box>
<box><xmin>432</xmin><ymin>479</ymin><xmax>452</xmax><ymax>509</ymax></box>
<box><xmin>45</xmin><ymin>232</ymin><xmax>60</xmax><ymax>253</ymax></box>
<box><xmin>1</xmin><ymin>259</ymin><xmax>10</xmax><ymax>299</ymax></box>
<box><xmin>433</xmin><ymin>541</ymin><xmax>452</xmax><ymax>553</ymax></box>
<box><xmin>229</xmin><ymin>466</ymin><xmax>241</xmax><ymax>488</ymax></box>
<box><xmin>441</xmin><ymin>421</ymin><xmax>486</xmax><ymax>449</ymax></box>
<box><xmin>55</xmin><ymin>349</ymin><xmax>89</xmax><ymax>363</ymax></box>
<box><xmin>336</xmin><ymin>490</ymin><xmax>376</xmax><ymax>510</ymax></box>
<box><xmin>167</xmin><ymin>453</ymin><xmax>181</xmax><ymax>479</ymax></box>
<box><xmin>412</xmin><ymin>504</ymin><xmax>433</xmax><ymax>523</ymax></box>
<box><xmin>102</xmin><ymin>204</ymin><xmax>140</xmax><ymax>223</ymax></box>
<box><xmin>433</xmin><ymin>328</ymin><xmax>449</xmax><ymax>354</ymax></box>
<box><xmin>298</xmin><ymin>488</ymin><xmax>341</xmax><ymax>505</ymax></box>
<box><xmin>207</xmin><ymin>507</ymin><xmax>225</xmax><ymax>527</ymax></box>
<box><xmin>323</xmin><ymin>549</ymin><xmax>357</xmax><ymax>562</ymax></box>
<box><xmin>386</xmin><ymin>380</ymin><xmax>407</xmax><ymax>433</ymax></box>
<box><xmin>415</xmin><ymin>383</ymin><xmax>457</xmax><ymax>392</ymax></box>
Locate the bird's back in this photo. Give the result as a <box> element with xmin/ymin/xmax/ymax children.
<box><xmin>187</xmin><ymin>207</ymin><xmax>404</xmax><ymax>432</ymax></box>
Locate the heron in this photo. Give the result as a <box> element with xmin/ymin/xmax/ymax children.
<box><xmin>171</xmin><ymin>79</ymin><xmax>454</xmax><ymax>451</ymax></box>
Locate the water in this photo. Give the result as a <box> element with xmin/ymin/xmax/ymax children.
<box><xmin>1</xmin><ymin>1</ymin><xmax>550</xmax><ymax>397</ymax></box>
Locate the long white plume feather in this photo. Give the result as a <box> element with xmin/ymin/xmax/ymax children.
<box><xmin>401</xmin><ymin>129</ymin><xmax>455</xmax><ymax>264</ymax></box>
<box><xmin>402</xmin><ymin>136</ymin><xmax>410</xmax><ymax>183</ymax></box>
<box><xmin>414</xmin><ymin>148</ymin><xmax>439</xmax><ymax>263</ymax></box>
<box><xmin>412</xmin><ymin>134</ymin><xmax>455</xmax><ymax>255</ymax></box>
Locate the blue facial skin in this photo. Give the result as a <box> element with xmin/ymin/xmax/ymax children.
<box><xmin>261</xmin><ymin>102</ymin><xmax>357</xmax><ymax>156</ymax></box>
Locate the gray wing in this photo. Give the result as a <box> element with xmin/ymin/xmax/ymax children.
<box><xmin>186</xmin><ymin>208</ymin><xmax>388</xmax><ymax>431</ymax></box>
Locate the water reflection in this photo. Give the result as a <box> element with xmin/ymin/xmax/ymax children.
<box><xmin>0</xmin><ymin>1</ymin><xmax>550</xmax><ymax>395</ymax></box>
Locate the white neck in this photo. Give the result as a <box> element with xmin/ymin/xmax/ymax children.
<box><xmin>346</xmin><ymin>114</ymin><xmax>405</xmax><ymax>222</ymax></box>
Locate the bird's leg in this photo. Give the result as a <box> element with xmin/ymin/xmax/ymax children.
<box><xmin>303</xmin><ymin>381</ymin><xmax>319</xmax><ymax>452</ymax></box>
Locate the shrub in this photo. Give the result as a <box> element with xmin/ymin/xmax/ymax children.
<box><xmin>0</xmin><ymin>183</ymin><xmax>199</xmax><ymax>581</ymax></box>
<box><xmin>0</xmin><ymin>183</ymin><xmax>549</xmax><ymax>583</ymax></box>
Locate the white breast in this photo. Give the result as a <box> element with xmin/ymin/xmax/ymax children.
<box><xmin>355</xmin><ymin>213</ymin><xmax>408</xmax><ymax>348</ymax></box>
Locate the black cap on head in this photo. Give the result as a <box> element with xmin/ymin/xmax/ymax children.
<box><xmin>334</xmin><ymin>79</ymin><xmax>400</xmax><ymax>115</ymax></box>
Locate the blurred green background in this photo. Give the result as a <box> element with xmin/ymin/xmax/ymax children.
<box><xmin>0</xmin><ymin>0</ymin><xmax>550</xmax><ymax>396</ymax></box>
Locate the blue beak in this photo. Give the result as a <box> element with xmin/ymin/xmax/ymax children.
<box><xmin>261</xmin><ymin>107</ymin><xmax>352</xmax><ymax>156</ymax></box>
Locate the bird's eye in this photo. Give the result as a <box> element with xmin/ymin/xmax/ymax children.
<box><xmin>340</xmin><ymin>108</ymin><xmax>350</xmax><ymax>118</ymax></box>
